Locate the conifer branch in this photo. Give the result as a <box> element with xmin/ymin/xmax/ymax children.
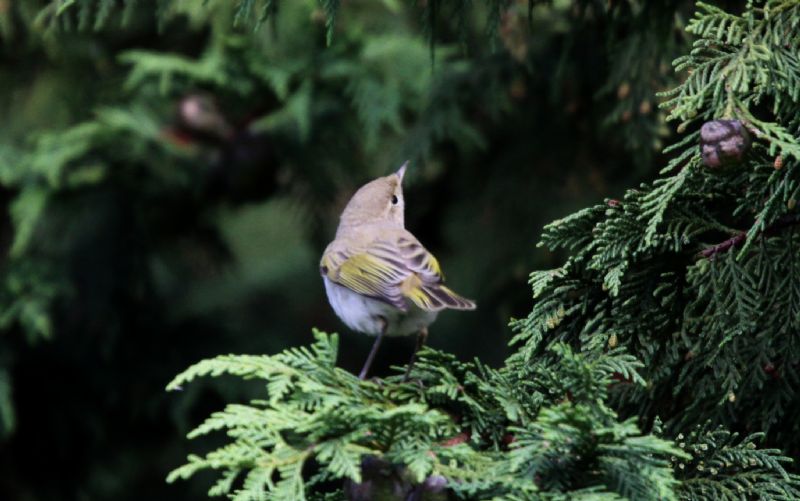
<box><xmin>698</xmin><ymin>232</ymin><xmax>747</xmax><ymax>259</ymax></box>
<box><xmin>699</xmin><ymin>214</ymin><xmax>800</xmax><ymax>259</ymax></box>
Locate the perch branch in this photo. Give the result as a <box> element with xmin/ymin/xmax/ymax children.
<box><xmin>699</xmin><ymin>214</ymin><xmax>800</xmax><ymax>259</ymax></box>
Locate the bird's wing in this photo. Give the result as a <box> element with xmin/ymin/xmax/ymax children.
<box><xmin>321</xmin><ymin>232</ymin><xmax>475</xmax><ymax>312</ymax></box>
<box><xmin>321</xmin><ymin>239</ymin><xmax>410</xmax><ymax>310</ymax></box>
<box><xmin>394</xmin><ymin>232</ymin><xmax>476</xmax><ymax>311</ymax></box>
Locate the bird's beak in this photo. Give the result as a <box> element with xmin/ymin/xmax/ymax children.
<box><xmin>396</xmin><ymin>161</ymin><xmax>409</xmax><ymax>182</ymax></box>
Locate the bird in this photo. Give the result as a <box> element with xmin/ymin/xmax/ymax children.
<box><xmin>320</xmin><ymin>162</ymin><xmax>476</xmax><ymax>379</ymax></box>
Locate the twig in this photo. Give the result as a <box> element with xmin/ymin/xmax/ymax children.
<box><xmin>440</xmin><ymin>432</ymin><xmax>469</xmax><ymax>447</ymax></box>
<box><xmin>699</xmin><ymin>233</ymin><xmax>747</xmax><ymax>258</ymax></box>
<box><xmin>699</xmin><ymin>214</ymin><xmax>800</xmax><ymax>259</ymax></box>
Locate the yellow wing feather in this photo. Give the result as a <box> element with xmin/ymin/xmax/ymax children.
<box><xmin>321</xmin><ymin>231</ymin><xmax>475</xmax><ymax>312</ymax></box>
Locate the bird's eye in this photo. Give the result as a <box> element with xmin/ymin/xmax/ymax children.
<box><xmin>391</xmin><ymin>195</ymin><xmax>399</xmax><ymax>205</ymax></box>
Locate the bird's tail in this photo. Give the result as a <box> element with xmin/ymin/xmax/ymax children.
<box><xmin>407</xmin><ymin>283</ymin><xmax>476</xmax><ymax>311</ymax></box>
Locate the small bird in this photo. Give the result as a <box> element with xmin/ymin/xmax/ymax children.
<box><xmin>320</xmin><ymin>162</ymin><xmax>475</xmax><ymax>379</ymax></box>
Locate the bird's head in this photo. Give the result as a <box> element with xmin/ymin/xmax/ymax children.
<box><xmin>339</xmin><ymin>162</ymin><xmax>408</xmax><ymax>230</ymax></box>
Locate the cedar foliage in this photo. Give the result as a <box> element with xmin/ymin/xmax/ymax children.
<box><xmin>165</xmin><ymin>1</ymin><xmax>800</xmax><ymax>500</ymax></box>
<box><xmin>1</xmin><ymin>0</ymin><xmax>798</xmax><ymax>500</ymax></box>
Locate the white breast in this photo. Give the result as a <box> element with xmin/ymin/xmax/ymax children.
<box><xmin>323</xmin><ymin>277</ymin><xmax>438</xmax><ymax>337</ymax></box>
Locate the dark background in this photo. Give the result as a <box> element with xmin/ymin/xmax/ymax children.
<box><xmin>0</xmin><ymin>1</ymin><xmax>728</xmax><ymax>499</ymax></box>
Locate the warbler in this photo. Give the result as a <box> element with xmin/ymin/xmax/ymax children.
<box><xmin>320</xmin><ymin>162</ymin><xmax>475</xmax><ymax>379</ymax></box>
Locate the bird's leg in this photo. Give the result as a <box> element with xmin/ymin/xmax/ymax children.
<box><xmin>359</xmin><ymin>318</ymin><xmax>387</xmax><ymax>380</ymax></box>
<box><xmin>403</xmin><ymin>327</ymin><xmax>428</xmax><ymax>381</ymax></box>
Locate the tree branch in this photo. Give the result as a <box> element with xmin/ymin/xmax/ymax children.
<box><xmin>699</xmin><ymin>214</ymin><xmax>800</xmax><ymax>259</ymax></box>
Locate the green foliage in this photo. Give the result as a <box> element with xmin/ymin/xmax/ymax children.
<box><xmin>674</xmin><ymin>427</ymin><xmax>800</xmax><ymax>500</ymax></box>
<box><xmin>663</xmin><ymin>1</ymin><xmax>800</xmax><ymax>157</ymax></box>
<box><xmin>169</xmin><ymin>330</ymin><xmax>800</xmax><ymax>499</ymax></box>
<box><xmin>167</xmin><ymin>331</ymin><xmax>456</xmax><ymax>498</ymax></box>
<box><xmin>165</xmin><ymin>1</ymin><xmax>800</xmax><ymax>499</ymax></box>
<box><xmin>517</xmin><ymin>0</ymin><xmax>800</xmax><ymax>453</ymax></box>
<box><xmin>0</xmin><ymin>368</ymin><xmax>14</xmax><ymax>437</ymax></box>
<box><xmin>168</xmin><ymin>330</ymin><xmax>691</xmax><ymax>500</ymax></box>
<box><xmin>3</xmin><ymin>0</ymin><xmax>798</xmax><ymax>500</ymax></box>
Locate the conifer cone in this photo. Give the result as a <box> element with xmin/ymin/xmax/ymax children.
<box><xmin>343</xmin><ymin>456</ymin><xmax>450</xmax><ymax>501</ymax></box>
<box><xmin>700</xmin><ymin>119</ymin><xmax>751</xmax><ymax>168</ymax></box>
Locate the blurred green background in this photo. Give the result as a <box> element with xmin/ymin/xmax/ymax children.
<box><xmin>0</xmin><ymin>0</ymin><xmax>701</xmax><ymax>499</ymax></box>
